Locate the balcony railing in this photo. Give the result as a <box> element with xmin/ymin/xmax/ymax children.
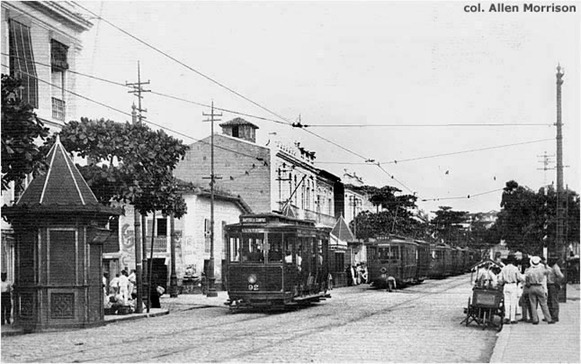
<box><xmin>52</xmin><ymin>97</ymin><xmax>65</xmax><ymax>121</ymax></box>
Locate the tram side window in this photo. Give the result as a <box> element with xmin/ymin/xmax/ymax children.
<box><xmin>284</xmin><ymin>236</ymin><xmax>296</xmax><ymax>264</ymax></box>
<box><xmin>229</xmin><ymin>237</ymin><xmax>241</xmax><ymax>262</ymax></box>
<box><xmin>268</xmin><ymin>233</ymin><xmax>283</xmax><ymax>262</ymax></box>
<box><xmin>368</xmin><ymin>246</ymin><xmax>377</xmax><ymax>261</ymax></box>
<box><xmin>391</xmin><ymin>246</ymin><xmax>401</xmax><ymax>260</ymax></box>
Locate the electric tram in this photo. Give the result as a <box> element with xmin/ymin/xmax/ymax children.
<box><xmin>367</xmin><ymin>235</ymin><xmax>422</xmax><ymax>289</ymax></box>
<box><xmin>224</xmin><ymin>213</ymin><xmax>331</xmax><ymax>310</ymax></box>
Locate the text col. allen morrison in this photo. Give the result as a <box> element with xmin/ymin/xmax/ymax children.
<box><xmin>464</xmin><ymin>3</ymin><xmax>577</xmax><ymax>13</ymax></box>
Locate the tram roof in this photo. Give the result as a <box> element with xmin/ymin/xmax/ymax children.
<box><xmin>232</xmin><ymin>212</ymin><xmax>324</xmax><ymax>228</ymax></box>
<box><xmin>370</xmin><ymin>235</ymin><xmax>418</xmax><ymax>245</ymax></box>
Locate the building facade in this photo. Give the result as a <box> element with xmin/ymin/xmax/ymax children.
<box><xmin>1</xmin><ymin>1</ymin><xmax>92</xmax><ymax>280</ymax></box>
<box><xmin>174</xmin><ymin>118</ymin><xmax>342</xmax><ymax>228</ymax></box>
<box><xmin>107</xmin><ymin>187</ymin><xmax>251</xmax><ymax>289</ymax></box>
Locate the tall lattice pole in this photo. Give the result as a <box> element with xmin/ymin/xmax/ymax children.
<box><xmin>555</xmin><ymin>65</ymin><xmax>566</xmax><ymax>302</ymax></box>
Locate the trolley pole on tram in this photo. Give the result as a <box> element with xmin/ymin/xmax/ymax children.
<box><xmin>203</xmin><ymin>101</ymin><xmax>222</xmax><ymax>297</ymax></box>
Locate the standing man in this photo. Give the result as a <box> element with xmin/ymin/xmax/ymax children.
<box><xmin>118</xmin><ymin>270</ymin><xmax>130</xmax><ymax>305</ymax></box>
<box><xmin>1</xmin><ymin>272</ymin><xmax>13</xmax><ymax>325</ymax></box>
<box><xmin>498</xmin><ymin>255</ymin><xmax>524</xmax><ymax>324</ymax></box>
<box><xmin>525</xmin><ymin>256</ymin><xmax>555</xmax><ymax>325</ymax></box>
<box><xmin>547</xmin><ymin>256</ymin><xmax>565</xmax><ymax>322</ymax></box>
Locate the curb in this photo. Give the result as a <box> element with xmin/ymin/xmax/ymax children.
<box><xmin>489</xmin><ymin>325</ymin><xmax>510</xmax><ymax>363</ymax></box>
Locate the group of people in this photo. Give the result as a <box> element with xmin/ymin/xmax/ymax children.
<box><xmin>475</xmin><ymin>253</ymin><xmax>565</xmax><ymax>325</ymax></box>
<box><xmin>346</xmin><ymin>263</ymin><xmax>368</xmax><ymax>286</ymax></box>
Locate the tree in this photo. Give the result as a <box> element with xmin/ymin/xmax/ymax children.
<box><xmin>352</xmin><ymin>185</ymin><xmax>423</xmax><ymax>239</ymax></box>
<box><xmin>430</xmin><ymin>206</ymin><xmax>469</xmax><ymax>246</ymax></box>
<box><xmin>494</xmin><ymin>180</ymin><xmax>580</xmax><ymax>255</ymax></box>
<box><xmin>1</xmin><ymin>74</ymin><xmax>49</xmax><ymax>191</ymax></box>
<box><xmin>46</xmin><ymin>117</ymin><xmax>189</xmax><ymax>217</ymax></box>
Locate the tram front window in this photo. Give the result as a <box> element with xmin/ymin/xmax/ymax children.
<box><xmin>242</xmin><ymin>236</ymin><xmax>264</xmax><ymax>262</ymax></box>
<box><xmin>268</xmin><ymin>233</ymin><xmax>283</xmax><ymax>262</ymax></box>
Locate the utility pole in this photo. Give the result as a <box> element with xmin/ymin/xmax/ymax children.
<box><xmin>202</xmin><ymin>101</ymin><xmax>222</xmax><ymax>297</ymax></box>
<box><xmin>169</xmin><ymin>214</ymin><xmax>178</xmax><ymax>297</ymax></box>
<box><xmin>276</xmin><ymin>164</ymin><xmax>291</xmax><ymax>211</ymax></box>
<box><xmin>126</xmin><ymin>61</ymin><xmax>150</xmax><ymax>313</ymax></box>
<box><xmin>537</xmin><ymin>151</ymin><xmax>555</xmax><ymax>187</ymax></box>
<box><xmin>555</xmin><ymin>64</ymin><xmax>566</xmax><ymax>302</ymax></box>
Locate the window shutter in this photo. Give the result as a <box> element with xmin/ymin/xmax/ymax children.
<box><xmin>8</xmin><ymin>19</ymin><xmax>38</xmax><ymax>108</ymax></box>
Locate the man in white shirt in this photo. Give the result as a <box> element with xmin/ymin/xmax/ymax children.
<box><xmin>498</xmin><ymin>255</ymin><xmax>524</xmax><ymax>324</ymax></box>
<box><xmin>118</xmin><ymin>270</ymin><xmax>130</xmax><ymax>305</ymax></box>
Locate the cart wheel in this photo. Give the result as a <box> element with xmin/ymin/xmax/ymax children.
<box><xmin>465</xmin><ymin>298</ymin><xmax>471</xmax><ymax>326</ymax></box>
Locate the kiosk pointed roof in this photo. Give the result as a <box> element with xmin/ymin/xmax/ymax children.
<box><xmin>331</xmin><ymin>216</ymin><xmax>355</xmax><ymax>242</ymax></box>
<box><xmin>13</xmin><ymin>136</ymin><xmax>118</xmax><ymax>214</ymax></box>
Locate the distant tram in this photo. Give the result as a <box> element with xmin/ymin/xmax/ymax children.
<box><xmin>224</xmin><ymin>213</ymin><xmax>331</xmax><ymax>310</ymax></box>
<box><xmin>367</xmin><ymin>236</ymin><xmax>430</xmax><ymax>290</ymax></box>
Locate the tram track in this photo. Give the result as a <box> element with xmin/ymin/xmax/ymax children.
<box><xmin>18</xmin><ymin>275</ymin><xmax>471</xmax><ymax>363</ymax></box>
<box><xmin>119</xmin><ymin>276</ymin><xmax>469</xmax><ymax>362</ymax></box>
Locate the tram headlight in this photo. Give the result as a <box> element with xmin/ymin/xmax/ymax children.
<box><xmin>247</xmin><ymin>274</ymin><xmax>257</xmax><ymax>284</ymax></box>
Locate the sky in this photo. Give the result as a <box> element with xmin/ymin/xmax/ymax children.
<box><xmin>74</xmin><ymin>1</ymin><xmax>580</xmax><ymax>216</ymax></box>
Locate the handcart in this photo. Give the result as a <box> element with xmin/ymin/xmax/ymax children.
<box><xmin>461</xmin><ymin>259</ymin><xmax>505</xmax><ymax>331</ymax></box>
<box><xmin>461</xmin><ymin>286</ymin><xmax>505</xmax><ymax>331</ymax></box>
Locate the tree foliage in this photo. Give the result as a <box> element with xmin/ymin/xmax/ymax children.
<box><xmin>45</xmin><ymin>118</ymin><xmax>189</xmax><ymax>217</ymax></box>
<box><xmin>430</xmin><ymin>206</ymin><xmax>469</xmax><ymax>245</ymax></box>
<box><xmin>1</xmin><ymin>74</ymin><xmax>49</xmax><ymax>191</ymax></box>
<box><xmin>353</xmin><ymin>185</ymin><xmax>422</xmax><ymax>239</ymax></box>
<box><xmin>494</xmin><ymin>180</ymin><xmax>580</xmax><ymax>255</ymax></box>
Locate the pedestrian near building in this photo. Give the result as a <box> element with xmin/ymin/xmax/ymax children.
<box><xmin>525</xmin><ymin>256</ymin><xmax>555</xmax><ymax>325</ymax></box>
<box><xmin>128</xmin><ymin>269</ymin><xmax>137</xmax><ymax>300</ymax></box>
<box><xmin>1</xmin><ymin>272</ymin><xmax>13</xmax><ymax>325</ymax></box>
<box><xmin>118</xmin><ymin>270</ymin><xmax>130</xmax><ymax>305</ymax></box>
<box><xmin>498</xmin><ymin>255</ymin><xmax>524</xmax><ymax>324</ymax></box>
<box><xmin>546</xmin><ymin>256</ymin><xmax>565</xmax><ymax>322</ymax></box>
<box><xmin>109</xmin><ymin>273</ymin><xmax>120</xmax><ymax>295</ymax></box>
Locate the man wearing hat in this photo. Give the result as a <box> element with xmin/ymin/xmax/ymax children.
<box><xmin>525</xmin><ymin>256</ymin><xmax>555</xmax><ymax>324</ymax></box>
<box><xmin>498</xmin><ymin>255</ymin><xmax>524</xmax><ymax>324</ymax></box>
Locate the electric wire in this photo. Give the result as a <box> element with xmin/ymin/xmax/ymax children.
<box><xmin>74</xmin><ymin>3</ymin><xmax>294</xmax><ymax>127</ymax></box>
<box><xmin>72</xmin><ymin>4</ymin><xmax>424</xmax><ymax>195</ymax></box>
<box><xmin>301</xmin><ymin>122</ymin><xmax>552</xmax><ymax>128</ymax></box>
<box><xmin>1</xmin><ymin>64</ymin><xmax>271</xmax><ymax>162</ymax></box>
<box><xmin>1</xmin><ymin>54</ymin><xmax>292</xmax><ymax>125</ymax></box>
<box><xmin>2</xmin><ymin>64</ymin><xmax>520</xmax><ymax>204</ymax></box>
<box><xmin>317</xmin><ymin>138</ymin><xmax>554</xmax><ymax>165</ymax></box>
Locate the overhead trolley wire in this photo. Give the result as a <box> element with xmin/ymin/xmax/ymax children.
<box><xmin>421</xmin><ymin>188</ymin><xmax>504</xmax><ymax>202</ymax></box>
<box><xmin>299</xmin><ymin>122</ymin><xmax>552</xmax><ymax>128</ymax></box>
<box><xmin>75</xmin><ymin>3</ymin><xmax>294</xmax><ymax>127</ymax></box>
<box><xmin>74</xmin><ymin>4</ymin><xmax>416</xmax><ymax>195</ymax></box>
<box><xmin>317</xmin><ymin>138</ymin><xmax>554</xmax><ymax>165</ymax></box>
<box><xmin>1</xmin><ymin>64</ymin><xmax>271</xmax><ymax>162</ymax></box>
<box><xmin>1</xmin><ymin>54</ymin><xmax>291</xmax><ymax>126</ymax></box>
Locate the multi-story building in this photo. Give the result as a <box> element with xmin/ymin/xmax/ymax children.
<box><xmin>1</xmin><ymin>1</ymin><xmax>92</xmax><ymax>280</ymax></box>
<box><xmin>174</xmin><ymin>117</ymin><xmax>343</xmax><ymax>228</ymax></box>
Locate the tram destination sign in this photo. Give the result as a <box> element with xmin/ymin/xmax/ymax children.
<box><xmin>241</xmin><ymin>228</ymin><xmax>266</xmax><ymax>234</ymax></box>
<box><xmin>241</xmin><ymin>217</ymin><xmax>267</xmax><ymax>224</ymax></box>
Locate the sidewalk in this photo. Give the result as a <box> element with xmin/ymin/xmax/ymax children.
<box><xmin>1</xmin><ymin>291</ymin><xmax>229</xmax><ymax>338</ymax></box>
<box><xmin>490</xmin><ymin>283</ymin><xmax>580</xmax><ymax>363</ymax></box>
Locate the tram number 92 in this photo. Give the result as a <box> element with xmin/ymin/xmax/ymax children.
<box><xmin>248</xmin><ymin>284</ymin><xmax>259</xmax><ymax>291</ymax></box>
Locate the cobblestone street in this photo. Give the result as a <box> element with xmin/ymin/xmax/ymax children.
<box><xmin>1</xmin><ymin>274</ymin><xmax>498</xmax><ymax>362</ymax></box>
